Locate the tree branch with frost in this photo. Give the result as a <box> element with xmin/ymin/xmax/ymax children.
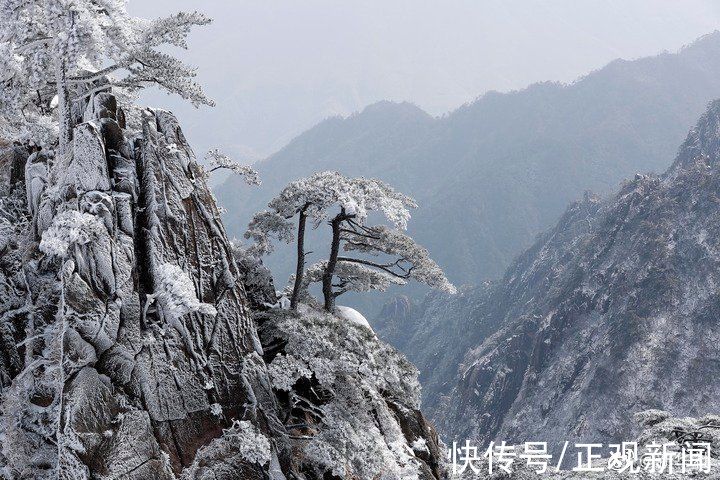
<box><xmin>244</xmin><ymin>211</ymin><xmax>294</xmax><ymax>257</ymax></box>
<box><xmin>340</xmin><ymin>225</ymin><xmax>456</xmax><ymax>293</ymax></box>
<box><xmin>303</xmin><ymin>260</ymin><xmax>405</xmax><ymax>298</ymax></box>
<box><xmin>241</xmin><ymin>171</ymin><xmax>445</xmax><ymax>311</ymax></box>
<box><xmin>204</xmin><ymin>148</ymin><xmax>261</xmax><ymax>185</ymax></box>
<box><xmin>317</xmin><ymin>177</ymin><xmax>425</xmax><ymax>310</ymax></box>
<box><xmin>0</xmin><ymin>1</ymin><xmax>214</xmax><ymax>154</ymax></box>
<box><xmin>308</xmin><ymin>178</ymin><xmax>453</xmax><ymax>310</ymax></box>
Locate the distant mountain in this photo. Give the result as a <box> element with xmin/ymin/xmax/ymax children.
<box><xmin>409</xmin><ymin>100</ymin><xmax>720</xmax><ymax>450</ymax></box>
<box><xmin>216</xmin><ymin>32</ymin><xmax>720</xmax><ymax>311</ymax></box>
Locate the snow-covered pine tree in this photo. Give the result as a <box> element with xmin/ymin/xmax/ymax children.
<box><xmin>245</xmin><ymin>171</ymin><xmax>455</xmax><ymax>312</ymax></box>
<box><xmin>0</xmin><ymin>0</ymin><xmax>213</xmax><ymax>157</ymax></box>
<box><xmin>204</xmin><ymin>148</ymin><xmax>261</xmax><ymax>185</ymax></box>
<box><xmin>316</xmin><ymin>177</ymin><xmax>455</xmax><ymax>310</ymax></box>
<box><xmin>246</xmin><ymin>171</ymin><xmax>354</xmax><ymax>310</ymax></box>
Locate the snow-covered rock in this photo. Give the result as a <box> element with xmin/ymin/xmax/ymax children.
<box><xmin>0</xmin><ymin>92</ymin><xmax>448</xmax><ymax>479</ymax></box>
<box><xmin>255</xmin><ymin>308</ymin><xmax>447</xmax><ymax>479</ymax></box>
<box><xmin>335</xmin><ymin>305</ymin><xmax>373</xmax><ymax>331</ymax></box>
<box><xmin>0</xmin><ymin>94</ymin><xmax>280</xmax><ymax>478</ymax></box>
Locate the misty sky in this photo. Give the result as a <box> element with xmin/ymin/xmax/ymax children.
<box><xmin>129</xmin><ymin>0</ymin><xmax>720</xmax><ymax>161</ymax></box>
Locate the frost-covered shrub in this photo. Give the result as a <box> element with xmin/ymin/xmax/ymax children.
<box><xmin>151</xmin><ymin>263</ymin><xmax>217</xmax><ymax>320</ymax></box>
<box><xmin>266</xmin><ymin>310</ymin><xmax>419</xmax><ymax>401</ymax></box>
<box><xmin>181</xmin><ymin>419</ymin><xmax>271</xmax><ymax>478</ymax></box>
<box><xmin>39</xmin><ymin>210</ymin><xmax>105</xmax><ymax>258</ymax></box>
<box><xmin>230</xmin><ymin>241</ymin><xmax>277</xmax><ymax>309</ymax></box>
<box><xmin>0</xmin><ymin>216</ymin><xmax>13</xmax><ymax>253</ymax></box>
<box><xmin>0</xmin><ymin>320</ymin><xmax>70</xmax><ymax>480</ymax></box>
<box><xmin>220</xmin><ymin>420</ymin><xmax>271</xmax><ymax>465</ymax></box>
<box><xmin>260</xmin><ymin>309</ymin><xmax>435</xmax><ymax>479</ymax></box>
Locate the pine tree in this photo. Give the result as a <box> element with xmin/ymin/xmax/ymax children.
<box><xmin>246</xmin><ymin>171</ymin><xmax>354</xmax><ymax>310</ymax></box>
<box><xmin>246</xmin><ymin>171</ymin><xmax>455</xmax><ymax>312</ymax></box>
<box><xmin>0</xmin><ymin>0</ymin><xmax>213</xmax><ymax>157</ymax></box>
<box><xmin>204</xmin><ymin>148</ymin><xmax>260</xmax><ymax>185</ymax></box>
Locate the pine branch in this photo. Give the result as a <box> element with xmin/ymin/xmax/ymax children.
<box><xmin>336</xmin><ymin>256</ymin><xmax>412</xmax><ymax>279</ymax></box>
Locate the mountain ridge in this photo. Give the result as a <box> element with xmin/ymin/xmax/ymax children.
<box><xmin>216</xmin><ymin>31</ymin><xmax>720</xmax><ymax>316</ymax></box>
<box><xmin>408</xmin><ymin>100</ymin><xmax>720</xmax><ymax>452</ymax></box>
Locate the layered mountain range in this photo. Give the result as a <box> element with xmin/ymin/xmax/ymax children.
<box><xmin>404</xmin><ymin>100</ymin><xmax>720</xmax><ymax>455</ymax></box>
<box><xmin>217</xmin><ymin>32</ymin><xmax>720</xmax><ymax>313</ymax></box>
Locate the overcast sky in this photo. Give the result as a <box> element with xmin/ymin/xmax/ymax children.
<box><xmin>129</xmin><ymin>0</ymin><xmax>720</xmax><ymax>161</ymax></box>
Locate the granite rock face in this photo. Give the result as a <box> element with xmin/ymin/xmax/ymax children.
<box><xmin>0</xmin><ymin>94</ymin><xmax>447</xmax><ymax>479</ymax></box>
<box><xmin>409</xmin><ymin>101</ymin><xmax>720</xmax><ymax>455</ymax></box>
<box><xmin>0</xmin><ymin>96</ymin><xmax>281</xmax><ymax>478</ymax></box>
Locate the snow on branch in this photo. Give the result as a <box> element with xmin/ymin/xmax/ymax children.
<box><xmin>303</xmin><ymin>260</ymin><xmax>405</xmax><ymax>297</ymax></box>
<box><xmin>246</xmin><ymin>171</ymin><xmax>417</xmax><ymax>263</ymax></box>
<box><xmin>204</xmin><ymin>148</ymin><xmax>261</xmax><ymax>185</ymax></box>
<box><xmin>341</xmin><ymin>223</ymin><xmax>457</xmax><ymax>293</ymax></box>
<box><xmin>267</xmin><ymin>171</ymin><xmax>352</xmax><ymax>224</ymax></box>
<box><xmin>245</xmin><ymin>170</ymin><xmax>452</xmax><ymax>310</ymax></box>
<box><xmin>264</xmin><ymin>171</ymin><xmax>416</xmax><ymax>228</ymax></box>
<box><xmin>0</xmin><ymin>0</ymin><xmax>215</xmax><ymax>151</ymax></box>
<box><xmin>140</xmin><ymin>11</ymin><xmax>211</xmax><ymax>49</ymax></box>
<box><xmin>349</xmin><ymin>177</ymin><xmax>417</xmax><ymax>229</ymax></box>
<box><xmin>244</xmin><ymin>211</ymin><xmax>294</xmax><ymax>256</ymax></box>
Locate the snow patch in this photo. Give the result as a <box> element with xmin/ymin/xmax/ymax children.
<box><xmin>152</xmin><ymin>263</ymin><xmax>217</xmax><ymax>320</ymax></box>
<box><xmin>335</xmin><ymin>305</ymin><xmax>373</xmax><ymax>331</ymax></box>
<box><xmin>411</xmin><ymin>438</ymin><xmax>428</xmax><ymax>453</ymax></box>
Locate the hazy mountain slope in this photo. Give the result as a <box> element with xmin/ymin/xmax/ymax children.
<box><xmin>418</xmin><ymin>100</ymin><xmax>720</xmax><ymax>452</ymax></box>
<box><xmin>217</xmin><ymin>32</ymin><xmax>720</xmax><ymax>300</ymax></box>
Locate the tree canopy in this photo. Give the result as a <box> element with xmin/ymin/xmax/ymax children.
<box><xmin>0</xmin><ymin>0</ymin><xmax>212</xmax><ymax>153</ymax></box>
<box><xmin>246</xmin><ymin>171</ymin><xmax>454</xmax><ymax>311</ymax></box>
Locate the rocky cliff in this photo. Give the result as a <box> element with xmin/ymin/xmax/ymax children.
<box><xmin>411</xmin><ymin>100</ymin><xmax>720</xmax><ymax>454</ymax></box>
<box><xmin>0</xmin><ymin>94</ymin><xmax>446</xmax><ymax>479</ymax></box>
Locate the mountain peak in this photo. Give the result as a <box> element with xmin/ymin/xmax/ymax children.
<box><xmin>412</xmin><ymin>99</ymin><xmax>720</xmax><ymax>452</ymax></box>
<box><xmin>217</xmin><ymin>29</ymin><xmax>720</xmax><ymax>306</ymax></box>
<box><xmin>671</xmin><ymin>99</ymin><xmax>720</xmax><ymax>172</ymax></box>
<box><xmin>680</xmin><ymin>29</ymin><xmax>720</xmax><ymax>53</ymax></box>
<box><xmin>354</xmin><ymin>100</ymin><xmax>432</xmax><ymax>122</ymax></box>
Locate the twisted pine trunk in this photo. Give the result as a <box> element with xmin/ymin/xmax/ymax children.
<box><xmin>55</xmin><ymin>57</ymin><xmax>72</xmax><ymax>160</ymax></box>
<box><xmin>290</xmin><ymin>207</ymin><xmax>308</xmax><ymax>310</ymax></box>
<box><xmin>322</xmin><ymin>210</ymin><xmax>353</xmax><ymax>311</ymax></box>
